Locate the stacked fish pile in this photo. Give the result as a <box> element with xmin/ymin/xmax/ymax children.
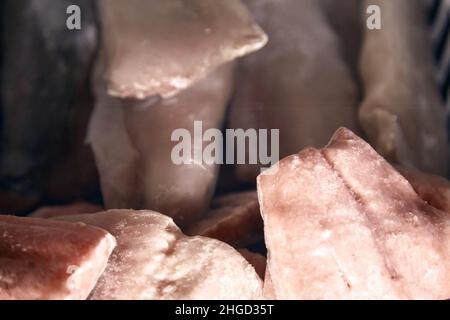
<box><xmin>1</xmin><ymin>0</ymin><xmax>450</xmax><ymax>300</ymax></box>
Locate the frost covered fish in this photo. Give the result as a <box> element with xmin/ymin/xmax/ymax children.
<box><xmin>60</xmin><ymin>210</ymin><xmax>263</xmax><ymax>300</ymax></box>
<box><xmin>258</xmin><ymin>128</ymin><xmax>450</xmax><ymax>299</ymax></box>
<box><xmin>98</xmin><ymin>0</ymin><xmax>267</xmax><ymax>99</ymax></box>
<box><xmin>0</xmin><ymin>215</ymin><xmax>115</xmax><ymax>300</ymax></box>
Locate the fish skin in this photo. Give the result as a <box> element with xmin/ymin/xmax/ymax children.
<box><xmin>0</xmin><ymin>215</ymin><xmax>116</xmax><ymax>300</ymax></box>
<box><xmin>99</xmin><ymin>0</ymin><xmax>267</xmax><ymax>99</ymax></box>
<box><xmin>258</xmin><ymin>128</ymin><xmax>450</xmax><ymax>299</ymax></box>
<box><xmin>359</xmin><ymin>0</ymin><xmax>448</xmax><ymax>176</ymax></box>
<box><xmin>0</xmin><ymin>0</ymin><xmax>99</xmax><ymax>212</ymax></box>
<box><xmin>186</xmin><ymin>191</ymin><xmax>263</xmax><ymax>247</ymax></box>
<box><xmin>229</xmin><ymin>0</ymin><xmax>359</xmax><ymax>183</ymax></box>
<box><xmin>59</xmin><ymin>210</ymin><xmax>263</xmax><ymax>300</ymax></box>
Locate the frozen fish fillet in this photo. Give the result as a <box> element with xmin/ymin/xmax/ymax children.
<box><xmin>99</xmin><ymin>0</ymin><xmax>267</xmax><ymax>99</ymax></box>
<box><xmin>31</xmin><ymin>202</ymin><xmax>103</xmax><ymax>219</ymax></box>
<box><xmin>89</xmin><ymin>60</ymin><xmax>234</xmax><ymax>226</ymax></box>
<box><xmin>186</xmin><ymin>191</ymin><xmax>263</xmax><ymax>247</ymax></box>
<box><xmin>0</xmin><ymin>216</ymin><xmax>115</xmax><ymax>300</ymax></box>
<box><xmin>88</xmin><ymin>59</ymin><xmax>142</xmax><ymax>210</ymax></box>
<box><xmin>397</xmin><ymin>167</ymin><xmax>450</xmax><ymax>215</ymax></box>
<box><xmin>258</xmin><ymin>128</ymin><xmax>450</xmax><ymax>299</ymax></box>
<box><xmin>359</xmin><ymin>0</ymin><xmax>448</xmax><ymax>175</ymax></box>
<box><xmin>230</xmin><ymin>0</ymin><xmax>358</xmax><ymax>182</ymax></box>
<box><xmin>60</xmin><ymin>210</ymin><xmax>263</xmax><ymax>300</ymax></box>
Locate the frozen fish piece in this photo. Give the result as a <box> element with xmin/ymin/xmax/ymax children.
<box><xmin>122</xmin><ymin>64</ymin><xmax>234</xmax><ymax>226</ymax></box>
<box><xmin>397</xmin><ymin>166</ymin><xmax>450</xmax><ymax>214</ymax></box>
<box><xmin>0</xmin><ymin>216</ymin><xmax>115</xmax><ymax>300</ymax></box>
<box><xmin>359</xmin><ymin>0</ymin><xmax>448</xmax><ymax>175</ymax></box>
<box><xmin>0</xmin><ymin>0</ymin><xmax>99</xmax><ymax>212</ymax></box>
<box><xmin>90</xmin><ymin>61</ymin><xmax>234</xmax><ymax>226</ymax></box>
<box><xmin>238</xmin><ymin>249</ymin><xmax>266</xmax><ymax>280</ymax></box>
<box><xmin>60</xmin><ymin>210</ymin><xmax>263</xmax><ymax>300</ymax></box>
<box><xmin>99</xmin><ymin>0</ymin><xmax>267</xmax><ymax>99</ymax></box>
<box><xmin>88</xmin><ymin>59</ymin><xmax>142</xmax><ymax>210</ymax></box>
<box><xmin>229</xmin><ymin>0</ymin><xmax>358</xmax><ymax>182</ymax></box>
<box><xmin>186</xmin><ymin>191</ymin><xmax>263</xmax><ymax>247</ymax></box>
<box><xmin>258</xmin><ymin>128</ymin><xmax>450</xmax><ymax>299</ymax></box>
<box><xmin>31</xmin><ymin>202</ymin><xmax>103</xmax><ymax>219</ymax></box>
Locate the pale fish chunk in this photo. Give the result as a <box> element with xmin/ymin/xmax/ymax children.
<box><xmin>60</xmin><ymin>210</ymin><xmax>263</xmax><ymax>300</ymax></box>
<box><xmin>258</xmin><ymin>128</ymin><xmax>450</xmax><ymax>299</ymax></box>
<box><xmin>98</xmin><ymin>0</ymin><xmax>267</xmax><ymax>99</ymax></box>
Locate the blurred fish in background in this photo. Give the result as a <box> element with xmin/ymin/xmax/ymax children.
<box><xmin>0</xmin><ymin>0</ymin><xmax>100</xmax><ymax>214</ymax></box>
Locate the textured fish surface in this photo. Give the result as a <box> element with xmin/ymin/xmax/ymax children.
<box><xmin>258</xmin><ymin>128</ymin><xmax>450</xmax><ymax>299</ymax></box>
<box><xmin>89</xmin><ymin>61</ymin><xmax>234</xmax><ymax>227</ymax></box>
<box><xmin>60</xmin><ymin>210</ymin><xmax>263</xmax><ymax>300</ymax></box>
<box><xmin>99</xmin><ymin>0</ymin><xmax>267</xmax><ymax>99</ymax></box>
